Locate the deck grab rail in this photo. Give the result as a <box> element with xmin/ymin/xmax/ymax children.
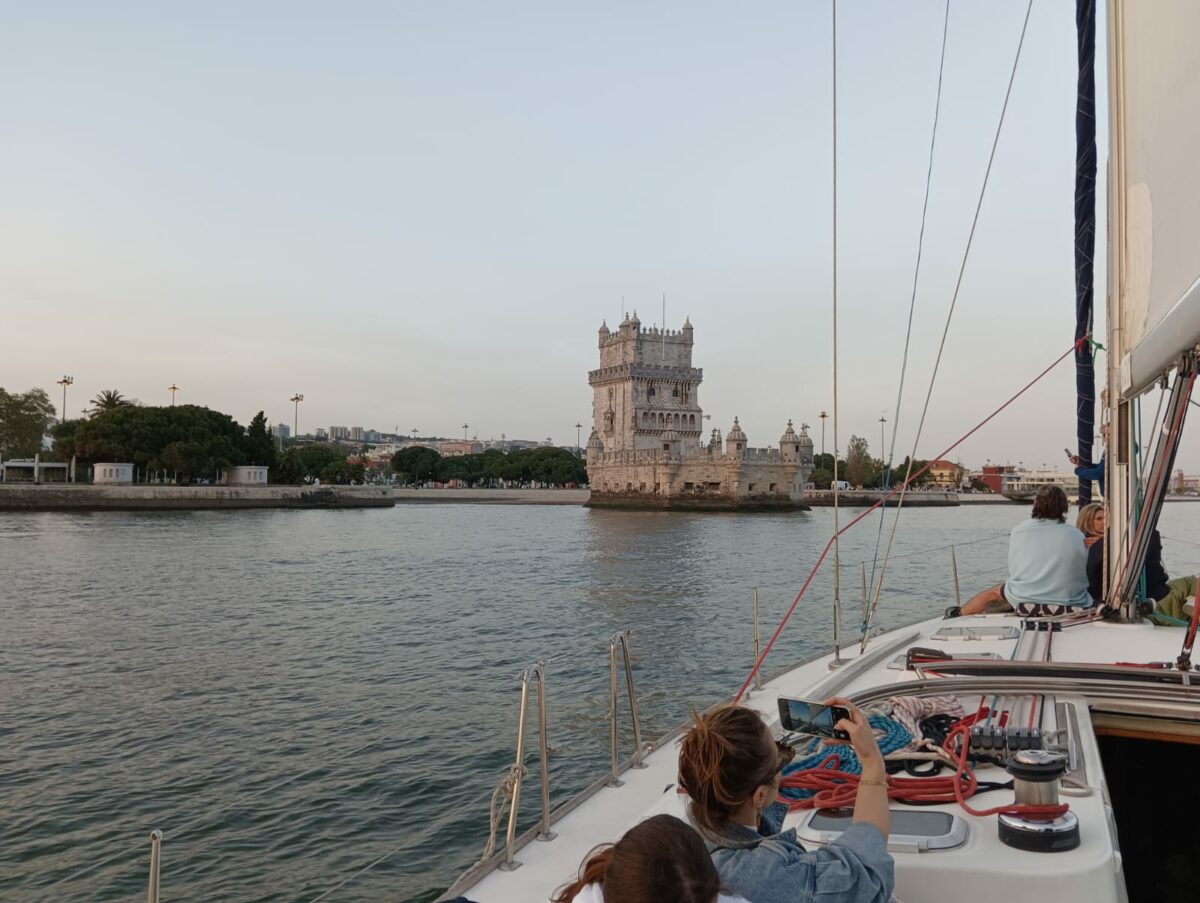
<box><xmin>146</xmin><ymin>830</ymin><xmax>162</xmax><ymax>903</ymax></box>
<box><xmin>608</xmin><ymin>629</ymin><xmax>650</xmax><ymax>786</ymax></box>
<box><xmin>483</xmin><ymin>660</ymin><xmax>554</xmax><ymax>872</ymax></box>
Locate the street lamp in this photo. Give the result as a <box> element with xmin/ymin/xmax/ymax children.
<box><xmin>463</xmin><ymin>422</ymin><xmax>469</xmax><ymax>440</ymax></box>
<box><xmin>818</xmin><ymin>410</ymin><xmax>828</xmax><ymax>458</ymax></box>
<box><xmin>168</xmin><ymin>384</ymin><xmax>179</xmax><ymax>406</ymax></box>
<box><xmin>290</xmin><ymin>394</ymin><xmax>304</xmax><ymax>437</ymax></box>
<box><xmin>56</xmin><ymin>375</ymin><xmax>73</xmax><ymax>420</ymax></box>
<box><xmin>575</xmin><ymin>422</ymin><xmax>582</xmax><ymax>452</ymax></box>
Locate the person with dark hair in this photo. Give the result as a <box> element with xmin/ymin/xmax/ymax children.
<box><xmin>552</xmin><ymin>814</ymin><xmax>750</xmax><ymax>903</ymax></box>
<box><xmin>957</xmin><ymin>484</ymin><xmax>1090</xmax><ymax>615</ymax></box>
<box><xmin>676</xmin><ymin>701</ymin><xmax>893</xmax><ymax>903</ymax></box>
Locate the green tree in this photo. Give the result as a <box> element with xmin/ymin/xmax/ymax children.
<box><xmin>845</xmin><ymin>435</ymin><xmax>875</xmax><ymax>488</ymax></box>
<box><xmin>391</xmin><ymin>446</ymin><xmax>442</xmax><ymax>484</ymax></box>
<box><xmin>276</xmin><ymin>444</ymin><xmax>346</xmax><ymax>484</ymax></box>
<box><xmin>244</xmin><ymin>411</ymin><xmax>278</xmax><ymax>469</ymax></box>
<box><xmin>89</xmin><ymin>389</ymin><xmax>131</xmax><ymax>415</ymax></box>
<box><xmin>0</xmin><ymin>388</ymin><xmax>57</xmax><ymax>458</ymax></box>
<box><xmin>51</xmin><ymin>404</ymin><xmax>247</xmax><ymax>482</ymax></box>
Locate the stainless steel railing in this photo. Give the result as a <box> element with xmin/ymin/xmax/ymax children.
<box><xmin>497</xmin><ymin>660</ymin><xmax>554</xmax><ymax>871</ymax></box>
<box><xmin>607</xmin><ymin>629</ymin><xmax>649</xmax><ymax>786</ymax></box>
<box><xmin>146</xmin><ymin>830</ymin><xmax>162</xmax><ymax>903</ymax></box>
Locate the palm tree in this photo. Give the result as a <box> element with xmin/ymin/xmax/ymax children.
<box><xmin>89</xmin><ymin>389</ymin><xmax>130</xmax><ymax>415</ymax></box>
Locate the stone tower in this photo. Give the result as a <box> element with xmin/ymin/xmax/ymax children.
<box><xmin>589</xmin><ymin>313</ymin><xmax>703</xmax><ymax>453</ymax></box>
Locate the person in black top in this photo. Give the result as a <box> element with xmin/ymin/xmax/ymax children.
<box><xmin>1078</xmin><ymin>503</ymin><xmax>1170</xmax><ymax>603</ymax></box>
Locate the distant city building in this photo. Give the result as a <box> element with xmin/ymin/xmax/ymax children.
<box><xmin>977</xmin><ymin>465</ymin><xmax>1015</xmax><ymax>494</ymax></box>
<box><xmin>2</xmin><ymin>457</ymin><xmax>71</xmax><ymax>483</ymax></box>
<box><xmin>315</xmin><ymin>428</ymin><xmax>328</xmax><ymax>440</ymax></box>
<box><xmin>275</xmin><ymin>423</ymin><xmax>291</xmax><ymax>441</ymax></box>
<box><xmin>926</xmin><ymin>460</ymin><xmax>966</xmax><ymax>488</ymax></box>
<box><xmin>364</xmin><ymin>430</ymin><xmax>382</xmax><ymax>443</ymax></box>
<box><xmin>350</xmin><ymin>426</ymin><xmax>364</xmax><ymax>442</ymax></box>
<box><xmin>439</xmin><ymin>440</ymin><xmax>484</xmax><ymax>457</ymax></box>
<box><xmin>93</xmin><ymin>462</ymin><xmax>134</xmax><ymax>485</ymax></box>
<box><xmin>221</xmin><ymin>466</ymin><xmax>269</xmax><ymax>486</ymax></box>
<box><xmin>586</xmin><ymin>315</ymin><xmax>812</xmax><ymax>509</ymax></box>
<box><xmin>329</xmin><ymin>426</ymin><xmax>350</xmax><ymax>441</ymax></box>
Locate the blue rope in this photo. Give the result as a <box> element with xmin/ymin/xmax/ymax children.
<box><xmin>778</xmin><ymin>716</ymin><xmax>911</xmax><ymax>804</ymax></box>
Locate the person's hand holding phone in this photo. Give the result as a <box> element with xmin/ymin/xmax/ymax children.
<box><xmin>822</xmin><ymin>697</ymin><xmax>885</xmax><ymax>781</ymax></box>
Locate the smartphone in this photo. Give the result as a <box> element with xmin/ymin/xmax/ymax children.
<box><xmin>777</xmin><ymin>697</ymin><xmax>851</xmax><ymax>740</ymax></box>
<box><xmin>1064</xmin><ymin>448</ymin><xmax>1073</xmax><ymax>458</ymax></box>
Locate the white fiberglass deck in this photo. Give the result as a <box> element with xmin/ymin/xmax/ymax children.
<box><xmin>442</xmin><ymin>613</ymin><xmax>1197</xmax><ymax>903</ymax></box>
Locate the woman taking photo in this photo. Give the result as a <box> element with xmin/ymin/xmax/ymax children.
<box><xmin>678</xmin><ymin>699</ymin><xmax>893</xmax><ymax>903</ymax></box>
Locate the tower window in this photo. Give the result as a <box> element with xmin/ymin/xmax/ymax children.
<box><xmin>672</xmin><ymin>388</ymin><xmax>679</xmax><ymax>397</ymax></box>
<box><xmin>648</xmin><ymin>387</ymin><xmax>656</xmax><ymax>397</ymax></box>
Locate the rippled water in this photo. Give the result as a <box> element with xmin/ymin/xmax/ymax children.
<box><xmin>4</xmin><ymin>502</ymin><xmax>1200</xmax><ymax>901</ymax></box>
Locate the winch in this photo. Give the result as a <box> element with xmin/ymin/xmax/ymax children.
<box><xmin>997</xmin><ymin>749</ymin><xmax>1080</xmax><ymax>852</ymax></box>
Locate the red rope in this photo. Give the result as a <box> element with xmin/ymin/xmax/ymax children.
<box><xmin>779</xmin><ymin>715</ymin><xmax>1068</xmax><ymax>820</ymax></box>
<box><xmin>734</xmin><ymin>338</ymin><xmax>1085</xmax><ymax>701</ymax></box>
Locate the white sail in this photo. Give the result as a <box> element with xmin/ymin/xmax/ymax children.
<box><xmin>1109</xmin><ymin>0</ymin><xmax>1200</xmax><ymax>398</ymax></box>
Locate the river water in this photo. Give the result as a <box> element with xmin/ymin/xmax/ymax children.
<box><xmin>4</xmin><ymin>502</ymin><xmax>1200</xmax><ymax>901</ymax></box>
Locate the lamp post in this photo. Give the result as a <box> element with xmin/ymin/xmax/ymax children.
<box><xmin>56</xmin><ymin>375</ymin><xmax>73</xmax><ymax>420</ymax></box>
<box><xmin>290</xmin><ymin>394</ymin><xmax>304</xmax><ymax>437</ymax></box>
<box><xmin>575</xmin><ymin>422</ymin><xmax>582</xmax><ymax>453</ymax></box>
<box><xmin>819</xmin><ymin>410</ymin><xmax>828</xmax><ymax>458</ymax></box>
<box><xmin>463</xmin><ymin>422</ymin><xmax>469</xmax><ymax>440</ymax></box>
<box><xmin>412</xmin><ymin>428</ymin><xmax>418</xmax><ymax>440</ymax></box>
<box><xmin>168</xmin><ymin>384</ymin><xmax>179</xmax><ymax>406</ymax></box>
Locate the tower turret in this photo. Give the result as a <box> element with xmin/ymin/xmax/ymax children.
<box><xmin>780</xmin><ymin>419</ymin><xmax>800</xmax><ymax>463</ymax></box>
<box><xmin>726</xmin><ymin>417</ymin><xmax>746</xmax><ymax>459</ymax></box>
<box><xmin>586</xmin><ymin>428</ymin><xmax>605</xmax><ymax>465</ymax></box>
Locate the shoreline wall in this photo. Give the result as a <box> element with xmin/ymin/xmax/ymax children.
<box><xmin>0</xmin><ymin>485</ymin><xmax>394</xmax><ymax>510</ymax></box>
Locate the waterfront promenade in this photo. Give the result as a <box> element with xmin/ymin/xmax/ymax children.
<box><xmin>0</xmin><ymin>484</ymin><xmax>394</xmax><ymax>510</ymax></box>
<box><xmin>393</xmin><ymin>487</ymin><xmax>587</xmax><ymax>505</ymax></box>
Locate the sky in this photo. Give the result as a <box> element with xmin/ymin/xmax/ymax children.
<box><xmin>3</xmin><ymin>0</ymin><xmax>1166</xmax><ymax>470</ymax></box>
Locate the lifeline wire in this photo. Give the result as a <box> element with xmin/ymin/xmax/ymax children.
<box><xmin>862</xmin><ymin>0</ymin><xmax>1037</xmax><ymax>650</ymax></box>
<box><xmin>734</xmin><ymin>336</ymin><xmax>1083</xmax><ymax>702</ymax></box>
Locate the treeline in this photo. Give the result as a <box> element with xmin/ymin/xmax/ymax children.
<box><xmin>808</xmin><ymin>439</ymin><xmax>935</xmax><ymax>490</ymax></box>
<box><xmin>51</xmin><ymin>405</ymin><xmax>279</xmax><ymax>482</ymax></box>
<box><xmin>392</xmin><ymin>446</ymin><xmax>586</xmax><ymax>487</ymax></box>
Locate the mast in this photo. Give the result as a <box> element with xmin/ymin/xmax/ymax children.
<box><xmin>1074</xmin><ymin>0</ymin><xmax>1097</xmax><ymax>506</ymax></box>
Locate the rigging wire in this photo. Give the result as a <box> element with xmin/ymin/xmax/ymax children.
<box><xmin>831</xmin><ymin>0</ymin><xmax>843</xmax><ymax>661</ymax></box>
<box><xmin>861</xmin><ymin>0</ymin><xmax>1037</xmax><ymax>650</ymax></box>
<box><xmin>734</xmin><ymin>336</ymin><xmax>1083</xmax><ymax>702</ymax></box>
<box><xmin>867</xmin><ymin>0</ymin><xmax>952</xmax><ymax>607</ymax></box>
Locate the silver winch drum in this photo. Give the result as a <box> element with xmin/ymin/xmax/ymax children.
<box><xmin>997</xmin><ymin>749</ymin><xmax>1080</xmax><ymax>853</ymax></box>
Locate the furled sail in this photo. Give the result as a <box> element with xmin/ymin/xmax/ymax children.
<box><xmin>1109</xmin><ymin>0</ymin><xmax>1200</xmax><ymax>397</ymax></box>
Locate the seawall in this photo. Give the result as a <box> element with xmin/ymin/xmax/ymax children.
<box><xmin>804</xmin><ymin>490</ymin><xmax>960</xmax><ymax>507</ymax></box>
<box><xmin>0</xmin><ymin>484</ymin><xmax>395</xmax><ymax>510</ymax></box>
<box><xmin>585</xmin><ymin>492</ymin><xmax>808</xmax><ymax>512</ymax></box>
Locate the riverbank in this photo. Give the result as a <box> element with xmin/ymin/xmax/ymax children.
<box><xmin>805</xmin><ymin>489</ymin><xmax>962</xmax><ymax>507</ymax></box>
<box><xmin>0</xmin><ymin>484</ymin><xmax>394</xmax><ymax>510</ymax></box>
<box><xmin>393</xmin><ymin>488</ymin><xmax>587</xmax><ymax>505</ymax></box>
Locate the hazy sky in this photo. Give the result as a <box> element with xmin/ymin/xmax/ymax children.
<box><xmin>4</xmin><ymin>1</ymin><xmax>1162</xmax><ymax>469</ymax></box>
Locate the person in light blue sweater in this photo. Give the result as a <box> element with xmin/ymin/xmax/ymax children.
<box><xmin>959</xmin><ymin>484</ymin><xmax>1090</xmax><ymax>615</ymax></box>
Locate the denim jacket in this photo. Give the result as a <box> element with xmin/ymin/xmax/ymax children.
<box><xmin>707</xmin><ymin>803</ymin><xmax>894</xmax><ymax>903</ymax></box>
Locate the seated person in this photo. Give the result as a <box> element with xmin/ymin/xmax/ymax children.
<box><xmin>1155</xmin><ymin>576</ymin><xmax>1198</xmax><ymax>623</ymax></box>
<box><xmin>677</xmin><ymin>701</ymin><xmax>893</xmax><ymax>903</ymax></box>
<box><xmin>1078</xmin><ymin>502</ymin><xmax>1170</xmax><ymax>603</ymax></box>
<box><xmin>553</xmin><ymin>813</ymin><xmax>749</xmax><ymax>903</ymax></box>
<box><xmin>959</xmin><ymin>485</ymin><xmax>1090</xmax><ymax>615</ymax></box>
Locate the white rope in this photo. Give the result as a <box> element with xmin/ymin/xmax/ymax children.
<box><xmin>479</xmin><ymin>763</ymin><xmax>527</xmax><ymax>862</ymax></box>
<box><xmin>862</xmin><ymin>0</ymin><xmax>1037</xmax><ymax>650</ymax></box>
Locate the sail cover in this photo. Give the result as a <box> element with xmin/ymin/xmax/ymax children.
<box><xmin>1111</xmin><ymin>0</ymin><xmax>1200</xmax><ymax>397</ymax></box>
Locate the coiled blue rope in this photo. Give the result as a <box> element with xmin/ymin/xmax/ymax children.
<box><xmin>778</xmin><ymin>715</ymin><xmax>911</xmax><ymax>804</ymax></box>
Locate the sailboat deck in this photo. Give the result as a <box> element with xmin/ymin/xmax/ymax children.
<box><xmin>444</xmin><ymin>612</ymin><xmax>1198</xmax><ymax>903</ymax></box>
